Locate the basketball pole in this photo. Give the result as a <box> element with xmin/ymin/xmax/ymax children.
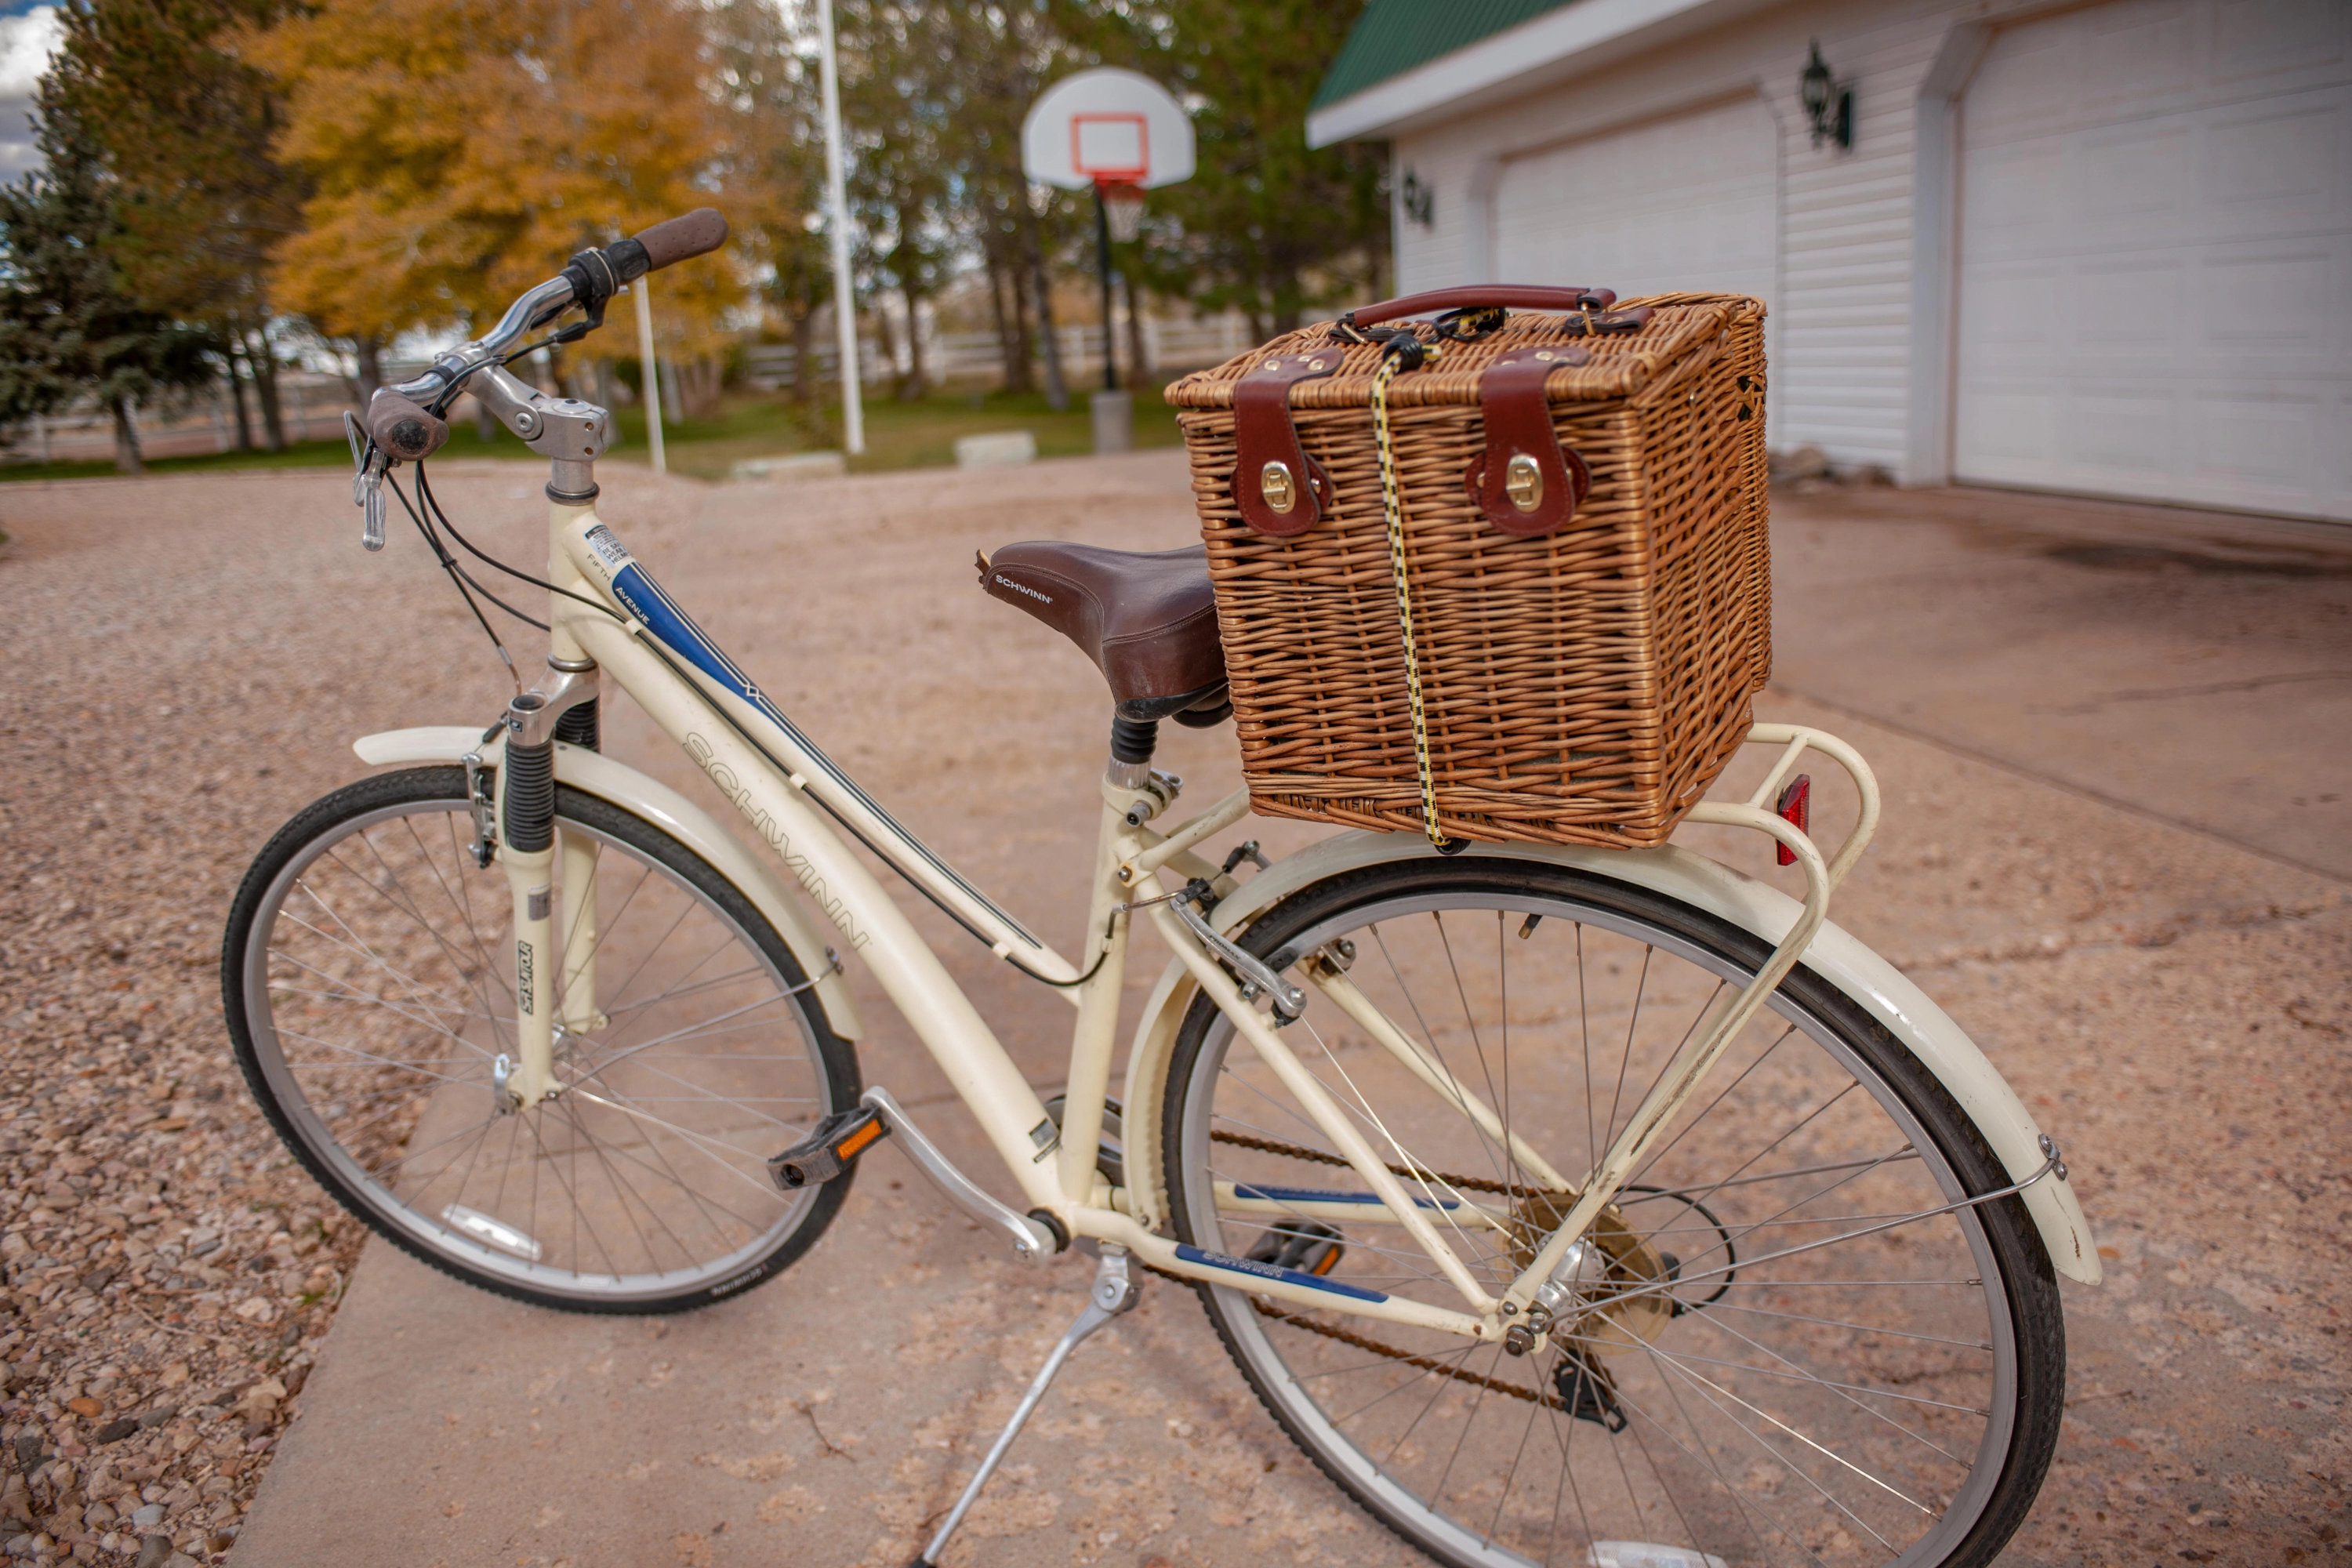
<box><xmin>817</xmin><ymin>0</ymin><xmax>865</xmax><ymax>456</ymax></box>
<box><xmin>1094</xmin><ymin>183</ymin><xmax>1117</xmax><ymax>392</ymax></box>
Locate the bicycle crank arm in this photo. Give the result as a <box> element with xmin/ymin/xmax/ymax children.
<box><xmin>861</xmin><ymin>1087</ymin><xmax>1062</xmax><ymax>1265</ymax></box>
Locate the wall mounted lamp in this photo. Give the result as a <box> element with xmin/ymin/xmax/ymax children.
<box><xmin>1799</xmin><ymin>39</ymin><xmax>1853</xmax><ymax>151</ymax></box>
<box><xmin>1400</xmin><ymin>168</ymin><xmax>1435</xmax><ymax>230</ymax></box>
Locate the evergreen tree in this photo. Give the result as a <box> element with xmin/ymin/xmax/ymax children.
<box><xmin>45</xmin><ymin>0</ymin><xmax>307</xmax><ymax>446</ymax></box>
<box><xmin>0</xmin><ymin>104</ymin><xmax>216</xmax><ymax>474</ymax></box>
<box><xmin>1060</xmin><ymin>0</ymin><xmax>1388</xmax><ymax>335</ymax></box>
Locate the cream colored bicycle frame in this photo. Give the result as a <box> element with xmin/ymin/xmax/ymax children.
<box><xmin>403</xmin><ymin>491</ymin><xmax>2093</xmax><ymax>1351</ymax></box>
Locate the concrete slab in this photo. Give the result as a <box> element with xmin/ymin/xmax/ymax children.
<box><xmin>1766</xmin><ymin>485</ymin><xmax>2352</xmax><ymax>880</ymax></box>
<box><xmin>158</xmin><ymin>456</ymin><xmax>2349</xmax><ymax>1566</ymax></box>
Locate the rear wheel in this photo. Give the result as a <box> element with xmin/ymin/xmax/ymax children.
<box><xmin>222</xmin><ymin>767</ymin><xmax>859</xmax><ymax>1312</ymax></box>
<box><xmin>1163</xmin><ymin>858</ymin><xmax>2064</xmax><ymax>1568</ymax></box>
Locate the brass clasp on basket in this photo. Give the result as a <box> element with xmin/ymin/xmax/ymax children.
<box><xmin>1258</xmin><ymin>461</ymin><xmax>1297</xmax><ymax>514</ymax></box>
<box><xmin>1504</xmin><ymin>452</ymin><xmax>1543</xmax><ymax>512</ymax></box>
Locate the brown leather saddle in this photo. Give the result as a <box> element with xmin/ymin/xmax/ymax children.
<box><xmin>977</xmin><ymin>542</ymin><xmax>1231</xmax><ymax>725</ymax></box>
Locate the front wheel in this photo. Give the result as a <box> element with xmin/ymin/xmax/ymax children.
<box><xmin>222</xmin><ymin>767</ymin><xmax>860</xmax><ymax>1312</ymax></box>
<box><xmin>1163</xmin><ymin>857</ymin><xmax>2064</xmax><ymax>1568</ymax></box>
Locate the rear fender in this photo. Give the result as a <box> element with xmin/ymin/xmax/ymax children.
<box><xmin>1120</xmin><ymin>831</ymin><xmax>2099</xmax><ymax>1284</ymax></box>
<box><xmin>352</xmin><ymin>726</ymin><xmax>863</xmax><ymax>1040</ymax></box>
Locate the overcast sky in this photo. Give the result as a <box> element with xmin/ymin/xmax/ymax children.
<box><xmin>0</xmin><ymin>2</ymin><xmax>61</xmax><ymax>182</ymax></box>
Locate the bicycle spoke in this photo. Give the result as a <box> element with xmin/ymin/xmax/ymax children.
<box><xmin>239</xmin><ymin>794</ymin><xmax>840</xmax><ymax>1305</ymax></box>
<box><xmin>1178</xmin><ymin>873</ymin><xmax>2034</xmax><ymax>1567</ymax></box>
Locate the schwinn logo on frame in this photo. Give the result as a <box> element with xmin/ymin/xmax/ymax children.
<box><xmin>684</xmin><ymin>733</ymin><xmax>873</xmax><ymax>954</ymax></box>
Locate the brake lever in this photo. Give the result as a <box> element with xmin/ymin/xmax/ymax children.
<box><xmin>344</xmin><ymin>410</ymin><xmax>391</xmax><ymax>552</ymax></box>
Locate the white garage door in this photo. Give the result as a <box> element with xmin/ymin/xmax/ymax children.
<box><xmin>1492</xmin><ymin>94</ymin><xmax>1778</xmax><ymax>308</ymax></box>
<box><xmin>1955</xmin><ymin>0</ymin><xmax>2352</xmax><ymax>521</ymax></box>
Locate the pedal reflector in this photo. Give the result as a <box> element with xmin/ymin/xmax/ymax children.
<box><xmin>768</xmin><ymin>1105</ymin><xmax>891</xmax><ymax>1190</ymax></box>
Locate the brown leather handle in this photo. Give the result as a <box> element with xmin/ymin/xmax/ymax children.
<box><xmin>366</xmin><ymin>389</ymin><xmax>448</xmax><ymax>462</ymax></box>
<box><xmin>1340</xmin><ymin>285</ymin><xmax>1617</xmax><ymax>329</ymax></box>
<box><xmin>630</xmin><ymin>209</ymin><xmax>728</xmax><ymax>272</ymax></box>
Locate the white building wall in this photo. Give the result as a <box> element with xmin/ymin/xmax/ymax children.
<box><xmin>1385</xmin><ymin>0</ymin><xmax>2045</xmax><ymax>475</ymax></box>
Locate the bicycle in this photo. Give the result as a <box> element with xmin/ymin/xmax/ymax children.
<box><xmin>220</xmin><ymin>209</ymin><xmax>2101</xmax><ymax>1568</ymax></box>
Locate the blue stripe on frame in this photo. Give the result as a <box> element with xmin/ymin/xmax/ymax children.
<box><xmin>1231</xmin><ymin>1184</ymin><xmax>1461</xmax><ymax>1210</ymax></box>
<box><xmin>1174</xmin><ymin>1243</ymin><xmax>1389</xmax><ymax>1303</ymax></box>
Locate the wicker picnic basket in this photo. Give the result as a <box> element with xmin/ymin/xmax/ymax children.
<box><xmin>1165</xmin><ymin>286</ymin><xmax>1771</xmax><ymax>849</ymax></box>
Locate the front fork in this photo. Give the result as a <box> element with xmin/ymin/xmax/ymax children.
<box><xmin>503</xmin><ymin>844</ymin><xmax>560</xmax><ymax>1108</ymax></box>
<box><xmin>493</xmin><ymin>660</ymin><xmax>601</xmax><ymax>1111</ymax></box>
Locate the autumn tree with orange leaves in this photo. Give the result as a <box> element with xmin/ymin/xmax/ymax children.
<box><xmin>252</xmin><ymin>0</ymin><xmax>747</xmax><ymax>404</ymax></box>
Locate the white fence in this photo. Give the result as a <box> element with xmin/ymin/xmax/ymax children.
<box><xmin>0</xmin><ymin>311</ymin><xmax>1259</xmax><ymax>465</ymax></box>
<box><xmin>743</xmin><ymin>313</ymin><xmax>1253</xmax><ymax>394</ymax></box>
<box><xmin>2</xmin><ymin>372</ymin><xmax>361</xmax><ymax>467</ymax></box>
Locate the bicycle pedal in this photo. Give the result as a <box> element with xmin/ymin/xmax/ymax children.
<box><xmin>768</xmin><ymin>1105</ymin><xmax>890</xmax><ymax>1190</ymax></box>
<box><xmin>1554</xmin><ymin>1348</ymin><xmax>1629</xmax><ymax>1432</ymax></box>
<box><xmin>1247</xmin><ymin>1220</ymin><xmax>1345</xmax><ymax>1278</ymax></box>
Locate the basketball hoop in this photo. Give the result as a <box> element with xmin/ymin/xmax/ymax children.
<box><xmin>1100</xmin><ymin>182</ymin><xmax>1147</xmax><ymax>243</ymax></box>
<box><xmin>1022</xmin><ymin>70</ymin><xmax>1195</xmax><ymax>192</ymax></box>
<box><xmin>1022</xmin><ymin>69</ymin><xmax>1194</xmax><ymax>400</ymax></box>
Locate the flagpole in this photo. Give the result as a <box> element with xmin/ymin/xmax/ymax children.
<box><xmin>816</xmin><ymin>0</ymin><xmax>864</xmax><ymax>456</ymax></box>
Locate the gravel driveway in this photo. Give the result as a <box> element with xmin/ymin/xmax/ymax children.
<box><xmin>0</xmin><ymin>463</ymin><xmax>713</xmax><ymax>1565</ymax></box>
<box><xmin>2</xmin><ymin>457</ymin><xmax>2347</xmax><ymax>1568</ymax></box>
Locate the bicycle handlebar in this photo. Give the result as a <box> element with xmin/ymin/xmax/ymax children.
<box><xmin>616</xmin><ymin>209</ymin><xmax>728</xmax><ymax>278</ymax></box>
<box><xmin>390</xmin><ymin>209</ymin><xmax>730</xmax><ymax>405</ymax></box>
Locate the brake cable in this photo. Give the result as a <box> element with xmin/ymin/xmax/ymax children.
<box><xmin>413</xmin><ymin>464</ymin><xmax>629</xmax><ymax>629</ymax></box>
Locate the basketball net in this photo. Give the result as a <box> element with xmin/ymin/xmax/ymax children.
<box><xmin>1100</xmin><ymin>180</ymin><xmax>1146</xmax><ymax>243</ymax></box>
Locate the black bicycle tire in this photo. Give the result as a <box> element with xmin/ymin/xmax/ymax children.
<box><xmin>1161</xmin><ymin>856</ymin><xmax>2065</xmax><ymax>1568</ymax></box>
<box><xmin>220</xmin><ymin>765</ymin><xmax>862</xmax><ymax>1314</ymax></box>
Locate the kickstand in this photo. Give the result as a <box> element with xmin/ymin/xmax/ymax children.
<box><xmin>914</xmin><ymin>1246</ymin><xmax>1141</xmax><ymax>1568</ymax></box>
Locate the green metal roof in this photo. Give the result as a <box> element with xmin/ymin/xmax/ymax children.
<box><xmin>1312</xmin><ymin>0</ymin><xmax>1582</xmax><ymax>111</ymax></box>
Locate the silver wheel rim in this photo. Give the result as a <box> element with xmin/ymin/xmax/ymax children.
<box><xmin>242</xmin><ymin>797</ymin><xmax>830</xmax><ymax>1304</ymax></box>
<box><xmin>1177</xmin><ymin>884</ymin><xmax>2018</xmax><ymax>1568</ymax></box>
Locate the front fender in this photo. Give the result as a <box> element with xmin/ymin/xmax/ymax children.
<box><xmin>1120</xmin><ymin>830</ymin><xmax>2098</xmax><ymax>1285</ymax></box>
<box><xmin>352</xmin><ymin>726</ymin><xmax>862</xmax><ymax>1041</ymax></box>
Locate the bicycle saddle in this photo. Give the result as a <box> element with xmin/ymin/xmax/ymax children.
<box><xmin>978</xmin><ymin>542</ymin><xmax>1230</xmax><ymax>724</ymax></box>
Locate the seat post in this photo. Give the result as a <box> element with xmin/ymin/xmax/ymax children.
<box><xmin>1107</xmin><ymin>713</ymin><xmax>1158</xmax><ymax>786</ymax></box>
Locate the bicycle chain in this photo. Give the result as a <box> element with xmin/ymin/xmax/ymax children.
<box><xmin>1249</xmin><ymin>1301</ymin><xmax>1563</xmax><ymax>1411</ymax></box>
<box><xmin>1211</xmin><ymin>1127</ymin><xmax>1577</xmax><ymax>1408</ymax></box>
<box><xmin>1209</xmin><ymin>1127</ymin><xmax>1548</xmax><ymax>1200</ymax></box>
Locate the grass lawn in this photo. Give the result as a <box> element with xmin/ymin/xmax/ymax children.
<box><xmin>0</xmin><ymin>381</ymin><xmax>1188</xmax><ymax>485</ymax></box>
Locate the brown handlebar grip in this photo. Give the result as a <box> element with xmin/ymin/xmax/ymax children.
<box><xmin>367</xmin><ymin>389</ymin><xmax>448</xmax><ymax>462</ymax></box>
<box><xmin>630</xmin><ymin>209</ymin><xmax>729</xmax><ymax>272</ymax></box>
<box><xmin>1341</xmin><ymin>285</ymin><xmax>1617</xmax><ymax>328</ymax></box>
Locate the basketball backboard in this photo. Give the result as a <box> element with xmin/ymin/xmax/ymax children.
<box><xmin>1022</xmin><ymin>67</ymin><xmax>1195</xmax><ymax>191</ymax></box>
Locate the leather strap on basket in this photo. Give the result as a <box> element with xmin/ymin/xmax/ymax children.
<box><xmin>1472</xmin><ymin>349</ymin><xmax>1593</xmax><ymax>536</ymax></box>
<box><xmin>1234</xmin><ymin>350</ymin><xmax>1344</xmax><ymax>536</ymax></box>
<box><xmin>1368</xmin><ymin>343</ymin><xmax>1466</xmax><ymax>854</ymax></box>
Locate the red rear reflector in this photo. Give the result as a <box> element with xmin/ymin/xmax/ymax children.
<box><xmin>1775</xmin><ymin>775</ymin><xmax>1810</xmax><ymax>867</ymax></box>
